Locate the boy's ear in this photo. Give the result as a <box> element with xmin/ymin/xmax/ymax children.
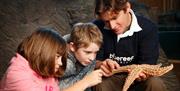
<box><xmin>69</xmin><ymin>42</ymin><xmax>76</xmax><ymax>52</ymax></box>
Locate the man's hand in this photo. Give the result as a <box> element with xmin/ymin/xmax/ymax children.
<box><xmin>97</xmin><ymin>59</ymin><xmax>120</xmax><ymax>77</ymax></box>
<box><xmin>136</xmin><ymin>72</ymin><xmax>149</xmax><ymax>81</ymax></box>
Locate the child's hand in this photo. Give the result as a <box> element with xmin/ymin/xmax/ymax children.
<box><xmin>82</xmin><ymin>69</ymin><xmax>103</xmax><ymax>88</ymax></box>
<box><xmin>100</xmin><ymin>59</ymin><xmax>120</xmax><ymax>77</ymax></box>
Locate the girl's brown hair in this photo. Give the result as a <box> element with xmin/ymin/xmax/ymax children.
<box><xmin>17</xmin><ymin>28</ymin><xmax>67</xmax><ymax>78</ymax></box>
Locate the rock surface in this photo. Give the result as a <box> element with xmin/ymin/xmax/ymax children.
<box><xmin>0</xmin><ymin>0</ymin><xmax>94</xmax><ymax>78</ymax></box>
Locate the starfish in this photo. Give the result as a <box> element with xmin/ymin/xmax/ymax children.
<box><xmin>112</xmin><ymin>64</ymin><xmax>173</xmax><ymax>91</ymax></box>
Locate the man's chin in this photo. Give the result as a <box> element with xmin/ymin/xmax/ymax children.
<box><xmin>116</xmin><ymin>30</ymin><xmax>125</xmax><ymax>35</ymax></box>
<box><xmin>113</xmin><ymin>30</ymin><xmax>123</xmax><ymax>35</ymax></box>
<box><xmin>115</xmin><ymin>32</ymin><xmax>123</xmax><ymax>35</ymax></box>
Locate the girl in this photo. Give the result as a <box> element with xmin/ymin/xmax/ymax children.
<box><xmin>0</xmin><ymin>27</ymin><xmax>103</xmax><ymax>91</ymax></box>
<box><xmin>0</xmin><ymin>28</ymin><xmax>67</xmax><ymax>91</ymax></box>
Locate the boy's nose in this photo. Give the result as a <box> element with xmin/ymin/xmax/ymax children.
<box><xmin>89</xmin><ymin>54</ymin><xmax>96</xmax><ymax>61</ymax></box>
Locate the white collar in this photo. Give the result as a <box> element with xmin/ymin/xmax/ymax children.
<box><xmin>117</xmin><ymin>9</ymin><xmax>142</xmax><ymax>41</ymax></box>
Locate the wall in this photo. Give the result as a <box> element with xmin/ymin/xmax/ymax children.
<box><xmin>0</xmin><ymin>0</ymin><xmax>95</xmax><ymax>79</ymax></box>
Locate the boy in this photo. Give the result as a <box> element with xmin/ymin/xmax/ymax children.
<box><xmin>59</xmin><ymin>23</ymin><xmax>104</xmax><ymax>91</ymax></box>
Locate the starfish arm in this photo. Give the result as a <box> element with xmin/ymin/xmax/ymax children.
<box><xmin>144</xmin><ymin>64</ymin><xmax>173</xmax><ymax>76</ymax></box>
<box><xmin>141</xmin><ymin>63</ymin><xmax>162</xmax><ymax>69</ymax></box>
<box><xmin>111</xmin><ymin>64</ymin><xmax>173</xmax><ymax>91</ymax></box>
<box><xmin>122</xmin><ymin>68</ymin><xmax>143</xmax><ymax>91</ymax></box>
<box><xmin>112</xmin><ymin>66</ymin><xmax>130</xmax><ymax>74</ymax></box>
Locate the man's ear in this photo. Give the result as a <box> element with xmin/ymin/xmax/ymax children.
<box><xmin>125</xmin><ymin>2</ymin><xmax>131</xmax><ymax>13</ymax></box>
<box><xmin>69</xmin><ymin>42</ymin><xmax>76</xmax><ymax>52</ymax></box>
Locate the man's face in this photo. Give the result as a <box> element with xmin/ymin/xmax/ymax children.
<box><xmin>100</xmin><ymin>10</ymin><xmax>131</xmax><ymax>35</ymax></box>
<box><xmin>71</xmin><ymin>43</ymin><xmax>100</xmax><ymax>66</ymax></box>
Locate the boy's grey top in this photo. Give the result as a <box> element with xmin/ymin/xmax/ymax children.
<box><xmin>59</xmin><ymin>53</ymin><xmax>96</xmax><ymax>90</ymax></box>
<box><xmin>59</xmin><ymin>34</ymin><xmax>96</xmax><ymax>91</ymax></box>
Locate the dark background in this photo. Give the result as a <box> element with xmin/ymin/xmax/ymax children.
<box><xmin>0</xmin><ymin>0</ymin><xmax>180</xmax><ymax>90</ymax></box>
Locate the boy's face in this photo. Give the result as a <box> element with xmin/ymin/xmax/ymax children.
<box><xmin>70</xmin><ymin>42</ymin><xmax>100</xmax><ymax>66</ymax></box>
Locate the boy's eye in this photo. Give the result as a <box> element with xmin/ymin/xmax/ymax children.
<box><xmin>85</xmin><ymin>51</ymin><xmax>91</xmax><ymax>54</ymax></box>
<box><xmin>85</xmin><ymin>51</ymin><xmax>98</xmax><ymax>54</ymax></box>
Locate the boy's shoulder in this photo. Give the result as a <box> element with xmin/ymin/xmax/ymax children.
<box><xmin>63</xmin><ymin>34</ymin><xmax>71</xmax><ymax>42</ymax></box>
<box><xmin>63</xmin><ymin>57</ymin><xmax>76</xmax><ymax>76</ymax></box>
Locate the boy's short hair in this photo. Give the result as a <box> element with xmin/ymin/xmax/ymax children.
<box><xmin>69</xmin><ymin>22</ymin><xmax>103</xmax><ymax>49</ymax></box>
<box><xmin>94</xmin><ymin>0</ymin><xmax>128</xmax><ymax>17</ymax></box>
<box><xmin>17</xmin><ymin>28</ymin><xmax>67</xmax><ymax>78</ymax></box>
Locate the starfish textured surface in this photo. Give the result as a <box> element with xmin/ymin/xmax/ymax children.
<box><xmin>112</xmin><ymin>64</ymin><xmax>173</xmax><ymax>91</ymax></box>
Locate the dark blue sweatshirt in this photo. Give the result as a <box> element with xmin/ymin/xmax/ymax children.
<box><xmin>93</xmin><ymin>15</ymin><xmax>159</xmax><ymax>66</ymax></box>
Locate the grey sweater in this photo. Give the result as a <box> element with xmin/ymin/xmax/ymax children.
<box><xmin>59</xmin><ymin>53</ymin><xmax>96</xmax><ymax>91</ymax></box>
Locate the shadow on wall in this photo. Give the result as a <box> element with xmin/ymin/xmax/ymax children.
<box><xmin>0</xmin><ymin>0</ymin><xmax>94</xmax><ymax>79</ymax></box>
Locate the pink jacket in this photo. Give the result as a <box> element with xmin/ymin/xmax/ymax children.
<box><xmin>0</xmin><ymin>53</ymin><xmax>60</xmax><ymax>91</ymax></box>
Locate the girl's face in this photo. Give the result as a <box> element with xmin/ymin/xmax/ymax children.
<box><xmin>55</xmin><ymin>54</ymin><xmax>63</xmax><ymax>72</ymax></box>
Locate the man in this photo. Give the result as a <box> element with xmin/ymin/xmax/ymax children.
<box><xmin>93</xmin><ymin>0</ymin><xmax>167</xmax><ymax>91</ymax></box>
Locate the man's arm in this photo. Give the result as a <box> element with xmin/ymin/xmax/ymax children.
<box><xmin>96</xmin><ymin>59</ymin><xmax>120</xmax><ymax>77</ymax></box>
<box><xmin>137</xmin><ymin>17</ymin><xmax>159</xmax><ymax>64</ymax></box>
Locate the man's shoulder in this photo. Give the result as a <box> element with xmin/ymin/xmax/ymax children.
<box><xmin>136</xmin><ymin>15</ymin><xmax>157</xmax><ymax>27</ymax></box>
<box><xmin>92</xmin><ymin>19</ymin><xmax>115</xmax><ymax>36</ymax></box>
<box><xmin>136</xmin><ymin>15</ymin><xmax>158</xmax><ymax>33</ymax></box>
<box><xmin>92</xmin><ymin>19</ymin><xmax>105</xmax><ymax>30</ymax></box>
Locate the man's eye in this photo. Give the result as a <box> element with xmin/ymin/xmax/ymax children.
<box><xmin>104</xmin><ymin>20</ymin><xmax>109</xmax><ymax>24</ymax></box>
<box><xmin>86</xmin><ymin>52</ymin><xmax>91</xmax><ymax>54</ymax></box>
<box><xmin>112</xmin><ymin>17</ymin><xmax>117</xmax><ymax>20</ymax></box>
<box><xmin>104</xmin><ymin>21</ymin><xmax>109</xmax><ymax>25</ymax></box>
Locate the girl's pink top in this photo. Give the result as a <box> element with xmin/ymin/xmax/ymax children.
<box><xmin>0</xmin><ymin>53</ymin><xmax>60</xmax><ymax>91</ymax></box>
